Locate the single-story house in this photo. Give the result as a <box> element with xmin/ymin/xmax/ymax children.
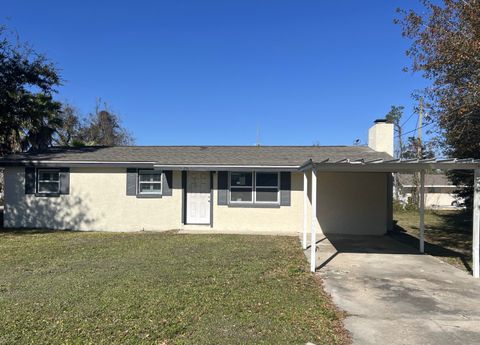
<box><xmin>0</xmin><ymin>121</ymin><xmax>393</xmax><ymax>235</ymax></box>
<box><xmin>1</xmin><ymin>120</ymin><xmax>479</xmax><ymax>277</ymax></box>
<box><xmin>396</xmin><ymin>173</ymin><xmax>462</xmax><ymax>209</ymax></box>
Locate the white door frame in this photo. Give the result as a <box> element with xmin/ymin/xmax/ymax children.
<box><xmin>185</xmin><ymin>171</ymin><xmax>212</xmax><ymax>225</ymax></box>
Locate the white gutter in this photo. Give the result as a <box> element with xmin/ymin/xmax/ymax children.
<box><xmin>0</xmin><ymin>160</ymin><xmax>156</xmax><ymax>168</ymax></box>
<box><xmin>0</xmin><ymin>160</ymin><xmax>301</xmax><ymax>171</ymax></box>
<box><xmin>153</xmin><ymin>164</ymin><xmax>301</xmax><ymax>171</ymax></box>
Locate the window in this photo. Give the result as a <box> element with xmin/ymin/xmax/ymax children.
<box><xmin>37</xmin><ymin>169</ymin><xmax>60</xmax><ymax>194</ymax></box>
<box><xmin>255</xmin><ymin>172</ymin><xmax>279</xmax><ymax>203</ymax></box>
<box><xmin>138</xmin><ymin>170</ymin><xmax>162</xmax><ymax>195</ymax></box>
<box><xmin>228</xmin><ymin>171</ymin><xmax>279</xmax><ymax>204</ymax></box>
<box><xmin>229</xmin><ymin>172</ymin><xmax>253</xmax><ymax>203</ymax></box>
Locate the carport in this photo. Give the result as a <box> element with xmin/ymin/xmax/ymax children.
<box><xmin>300</xmin><ymin>158</ymin><xmax>480</xmax><ymax>278</ymax></box>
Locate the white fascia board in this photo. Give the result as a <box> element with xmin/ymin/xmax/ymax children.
<box><xmin>0</xmin><ymin>160</ymin><xmax>156</xmax><ymax>168</ymax></box>
<box><xmin>0</xmin><ymin>160</ymin><xmax>301</xmax><ymax>171</ymax></box>
<box><xmin>153</xmin><ymin>164</ymin><xmax>300</xmax><ymax>172</ymax></box>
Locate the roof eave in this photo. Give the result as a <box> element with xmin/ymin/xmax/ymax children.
<box><xmin>0</xmin><ymin>160</ymin><xmax>302</xmax><ymax>171</ymax></box>
<box><xmin>153</xmin><ymin>164</ymin><xmax>301</xmax><ymax>171</ymax></box>
<box><xmin>0</xmin><ymin>160</ymin><xmax>157</xmax><ymax>168</ymax></box>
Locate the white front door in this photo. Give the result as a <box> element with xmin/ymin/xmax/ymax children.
<box><xmin>186</xmin><ymin>171</ymin><xmax>211</xmax><ymax>224</ymax></box>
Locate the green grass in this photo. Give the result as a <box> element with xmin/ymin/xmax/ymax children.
<box><xmin>393</xmin><ymin>209</ymin><xmax>473</xmax><ymax>272</ymax></box>
<box><xmin>0</xmin><ymin>230</ymin><xmax>348</xmax><ymax>345</ymax></box>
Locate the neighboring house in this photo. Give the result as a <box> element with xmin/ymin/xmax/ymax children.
<box><xmin>396</xmin><ymin>173</ymin><xmax>463</xmax><ymax>209</ymax></box>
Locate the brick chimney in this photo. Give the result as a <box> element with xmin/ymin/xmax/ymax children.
<box><xmin>368</xmin><ymin>119</ymin><xmax>394</xmax><ymax>157</ymax></box>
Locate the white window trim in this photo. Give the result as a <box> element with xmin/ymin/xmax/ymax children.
<box><xmin>228</xmin><ymin>171</ymin><xmax>280</xmax><ymax>205</ymax></box>
<box><xmin>228</xmin><ymin>171</ymin><xmax>254</xmax><ymax>204</ymax></box>
<box><xmin>36</xmin><ymin>169</ymin><xmax>60</xmax><ymax>194</ymax></box>
<box><xmin>254</xmin><ymin>172</ymin><xmax>280</xmax><ymax>204</ymax></box>
<box><xmin>138</xmin><ymin>169</ymin><xmax>162</xmax><ymax>195</ymax></box>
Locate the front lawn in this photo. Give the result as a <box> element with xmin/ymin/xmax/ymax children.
<box><xmin>0</xmin><ymin>230</ymin><xmax>348</xmax><ymax>344</ymax></box>
<box><xmin>392</xmin><ymin>209</ymin><xmax>473</xmax><ymax>272</ymax></box>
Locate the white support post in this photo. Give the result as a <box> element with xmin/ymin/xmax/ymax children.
<box><xmin>473</xmin><ymin>169</ymin><xmax>479</xmax><ymax>278</ymax></box>
<box><xmin>419</xmin><ymin>170</ymin><xmax>425</xmax><ymax>253</ymax></box>
<box><xmin>302</xmin><ymin>171</ymin><xmax>308</xmax><ymax>250</ymax></box>
<box><xmin>310</xmin><ymin>169</ymin><xmax>317</xmax><ymax>273</ymax></box>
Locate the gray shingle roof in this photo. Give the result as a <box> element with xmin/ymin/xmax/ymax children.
<box><xmin>0</xmin><ymin>145</ymin><xmax>392</xmax><ymax>167</ymax></box>
<box><xmin>397</xmin><ymin>173</ymin><xmax>452</xmax><ymax>186</ymax></box>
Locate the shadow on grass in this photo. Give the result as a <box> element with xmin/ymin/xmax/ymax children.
<box><xmin>390</xmin><ymin>210</ymin><xmax>473</xmax><ymax>273</ymax></box>
<box><xmin>0</xmin><ymin>228</ymin><xmax>75</xmax><ymax>236</ymax></box>
<box><xmin>428</xmin><ymin>211</ymin><xmax>473</xmax><ymax>255</ymax></box>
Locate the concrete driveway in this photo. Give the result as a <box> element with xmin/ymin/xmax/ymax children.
<box><xmin>305</xmin><ymin>235</ymin><xmax>480</xmax><ymax>345</ymax></box>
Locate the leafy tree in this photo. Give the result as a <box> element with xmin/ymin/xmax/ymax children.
<box><xmin>0</xmin><ymin>26</ymin><xmax>62</xmax><ymax>155</ymax></box>
<box><xmin>0</xmin><ymin>26</ymin><xmax>133</xmax><ymax>153</ymax></box>
<box><xmin>396</xmin><ymin>0</ymin><xmax>480</xmax><ymax>207</ymax></box>
<box><xmin>0</xmin><ymin>27</ymin><xmax>133</xmax><ymax>200</ymax></box>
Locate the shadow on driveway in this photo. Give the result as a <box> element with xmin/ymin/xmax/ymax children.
<box><xmin>304</xmin><ymin>234</ymin><xmax>480</xmax><ymax>345</ymax></box>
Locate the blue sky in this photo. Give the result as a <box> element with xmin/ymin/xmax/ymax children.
<box><xmin>3</xmin><ymin>1</ymin><xmax>429</xmax><ymax>146</ymax></box>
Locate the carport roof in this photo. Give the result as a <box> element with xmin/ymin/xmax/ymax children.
<box><xmin>302</xmin><ymin>157</ymin><xmax>480</xmax><ymax>172</ymax></box>
<box><xmin>301</xmin><ymin>157</ymin><xmax>480</xmax><ymax>279</ymax></box>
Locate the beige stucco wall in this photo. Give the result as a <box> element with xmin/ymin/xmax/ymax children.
<box><xmin>4</xmin><ymin>167</ymin><xmax>182</xmax><ymax>231</ymax></box>
<box><xmin>211</xmin><ymin>172</ymin><xmax>304</xmax><ymax>233</ymax></box>
<box><xmin>307</xmin><ymin>171</ymin><xmax>388</xmax><ymax>236</ymax></box>
<box><xmin>4</xmin><ymin>167</ymin><xmax>389</xmax><ymax>235</ymax></box>
<box><xmin>212</xmin><ymin>171</ymin><xmax>388</xmax><ymax>235</ymax></box>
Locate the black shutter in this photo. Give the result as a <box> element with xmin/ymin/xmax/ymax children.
<box><xmin>25</xmin><ymin>167</ymin><xmax>36</xmax><ymax>194</ymax></box>
<box><xmin>126</xmin><ymin>168</ymin><xmax>137</xmax><ymax>196</ymax></box>
<box><xmin>280</xmin><ymin>172</ymin><xmax>291</xmax><ymax>206</ymax></box>
<box><xmin>59</xmin><ymin>168</ymin><xmax>70</xmax><ymax>194</ymax></box>
<box><xmin>217</xmin><ymin>171</ymin><xmax>228</xmax><ymax>205</ymax></box>
<box><xmin>163</xmin><ymin>170</ymin><xmax>173</xmax><ymax>196</ymax></box>
<box><xmin>182</xmin><ymin>171</ymin><xmax>187</xmax><ymax>224</ymax></box>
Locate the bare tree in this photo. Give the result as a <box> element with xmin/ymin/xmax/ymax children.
<box><xmin>386</xmin><ymin>106</ymin><xmax>406</xmax><ymax>201</ymax></box>
<box><xmin>53</xmin><ymin>103</ymin><xmax>82</xmax><ymax>146</ymax></box>
<box><xmin>386</xmin><ymin>106</ymin><xmax>406</xmax><ymax>159</ymax></box>
<box><xmin>79</xmin><ymin>99</ymin><xmax>135</xmax><ymax>146</ymax></box>
<box><xmin>52</xmin><ymin>99</ymin><xmax>135</xmax><ymax>147</ymax></box>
